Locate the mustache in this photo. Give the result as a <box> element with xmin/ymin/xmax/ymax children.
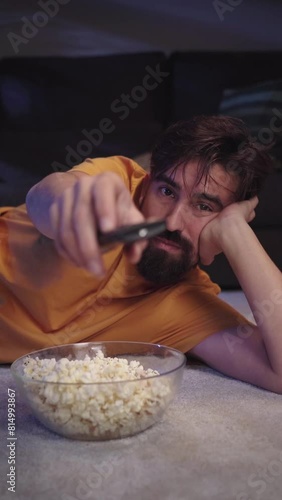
<box><xmin>156</xmin><ymin>230</ymin><xmax>192</xmax><ymax>250</ymax></box>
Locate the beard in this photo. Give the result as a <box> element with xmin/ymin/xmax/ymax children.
<box><xmin>136</xmin><ymin>230</ymin><xmax>196</xmax><ymax>287</ymax></box>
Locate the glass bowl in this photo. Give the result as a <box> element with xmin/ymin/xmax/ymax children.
<box><xmin>11</xmin><ymin>341</ymin><xmax>186</xmax><ymax>441</ymax></box>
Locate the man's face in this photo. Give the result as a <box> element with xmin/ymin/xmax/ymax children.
<box><xmin>137</xmin><ymin>161</ymin><xmax>239</xmax><ymax>286</ymax></box>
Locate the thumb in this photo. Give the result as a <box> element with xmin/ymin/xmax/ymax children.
<box><xmin>200</xmin><ymin>254</ymin><xmax>215</xmax><ymax>266</ymax></box>
<box><xmin>249</xmin><ymin>195</ymin><xmax>259</xmax><ymax>208</ymax></box>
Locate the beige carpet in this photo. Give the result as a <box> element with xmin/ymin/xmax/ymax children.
<box><xmin>1</xmin><ymin>365</ymin><xmax>282</xmax><ymax>500</ymax></box>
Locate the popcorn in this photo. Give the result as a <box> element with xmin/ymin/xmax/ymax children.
<box><xmin>22</xmin><ymin>350</ymin><xmax>171</xmax><ymax>439</ymax></box>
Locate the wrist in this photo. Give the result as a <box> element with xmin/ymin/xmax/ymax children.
<box><xmin>218</xmin><ymin>216</ymin><xmax>251</xmax><ymax>253</ymax></box>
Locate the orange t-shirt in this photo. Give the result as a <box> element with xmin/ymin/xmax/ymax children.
<box><xmin>0</xmin><ymin>156</ymin><xmax>250</xmax><ymax>363</ymax></box>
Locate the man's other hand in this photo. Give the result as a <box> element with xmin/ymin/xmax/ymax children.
<box><xmin>198</xmin><ymin>196</ymin><xmax>259</xmax><ymax>266</ymax></box>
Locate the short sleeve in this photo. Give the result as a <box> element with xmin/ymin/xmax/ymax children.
<box><xmin>71</xmin><ymin>156</ymin><xmax>146</xmax><ymax>195</ymax></box>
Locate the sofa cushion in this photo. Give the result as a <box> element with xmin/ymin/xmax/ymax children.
<box><xmin>170</xmin><ymin>52</ymin><xmax>282</xmax><ymax>123</ymax></box>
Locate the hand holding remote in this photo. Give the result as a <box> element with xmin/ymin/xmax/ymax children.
<box><xmin>48</xmin><ymin>171</ymin><xmax>158</xmax><ymax>277</ymax></box>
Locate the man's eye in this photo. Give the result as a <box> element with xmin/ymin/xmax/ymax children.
<box><xmin>160</xmin><ymin>187</ymin><xmax>175</xmax><ymax>198</ymax></box>
<box><xmin>197</xmin><ymin>203</ymin><xmax>213</xmax><ymax>212</ymax></box>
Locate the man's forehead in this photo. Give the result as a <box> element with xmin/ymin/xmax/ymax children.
<box><xmin>166</xmin><ymin>161</ymin><xmax>239</xmax><ymax>199</ymax></box>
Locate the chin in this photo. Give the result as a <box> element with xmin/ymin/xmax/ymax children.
<box><xmin>136</xmin><ymin>243</ymin><xmax>195</xmax><ymax>287</ymax></box>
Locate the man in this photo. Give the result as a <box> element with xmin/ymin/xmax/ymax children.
<box><xmin>0</xmin><ymin>116</ymin><xmax>281</xmax><ymax>394</ymax></box>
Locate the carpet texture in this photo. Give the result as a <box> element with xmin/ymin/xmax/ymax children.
<box><xmin>1</xmin><ymin>360</ymin><xmax>282</xmax><ymax>500</ymax></box>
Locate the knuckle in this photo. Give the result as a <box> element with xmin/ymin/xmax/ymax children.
<box><xmin>94</xmin><ymin>171</ymin><xmax>119</xmax><ymax>186</ymax></box>
<box><xmin>95</xmin><ymin>172</ymin><xmax>109</xmax><ymax>182</ymax></box>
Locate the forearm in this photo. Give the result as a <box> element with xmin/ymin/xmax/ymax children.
<box><xmin>25</xmin><ymin>172</ymin><xmax>80</xmax><ymax>239</ymax></box>
<box><xmin>222</xmin><ymin>220</ymin><xmax>282</xmax><ymax>374</ymax></box>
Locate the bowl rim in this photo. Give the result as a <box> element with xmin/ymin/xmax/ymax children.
<box><xmin>10</xmin><ymin>341</ymin><xmax>187</xmax><ymax>386</ymax></box>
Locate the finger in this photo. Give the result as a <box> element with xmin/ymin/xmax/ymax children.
<box><xmin>248</xmin><ymin>210</ymin><xmax>256</xmax><ymax>222</ymax></box>
<box><xmin>200</xmin><ymin>254</ymin><xmax>214</xmax><ymax>266</ymax></box>
<box><xmin>55</xmin><ymin>189</ymin><xmax>87</xmax><ymax>268</ymax></box>
<box><xmin>92</xmin><ymin>174</ymin><xmax>145</xmax><ymax>230</ymax></box>
<box><xmin>249</xmin><ymin>196</ymin><xmax>259</xmax><ymax>208</ymax></box>
<box><xmin>49</xmin><ymin>200</ymin><xmax>82</xmax><ymax>267</ymax></box>
<box><xmin>51</xmin><ymin>188</ymin><xmax>104</xmax><ymax>277</ymax></box>
<box><xmin>71</xmin><ymin>179</ymin><xmax>105</xmax><ymax>276</ymax></box>
<box><xmin>49</xmin><ymin>205</ymin><xmax>72</xmax><ymax>262</ymax></box>
<box><xmin>91</xmin><ymin>174</ymin><xmax>121</xmax><ymax>232</ymax></box>
<box><xmin>91</xmin><ymin>175</ymin><xmax>146</xmax><ymax>265</ymax></box>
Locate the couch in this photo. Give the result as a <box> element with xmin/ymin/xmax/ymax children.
<box><xmin>0</xmin><ymin>51</ymin><xmax>281</xmax><ymax>287</ymax></box>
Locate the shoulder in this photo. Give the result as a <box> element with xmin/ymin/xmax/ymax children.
<box><xmin>70</xmin><ymin>156</ymin><xmax>147</xmax><ymax>185</ymax></box>
<box><xmin>181</xmin><ymin>266</ymin><xmax>221</xmax><ymax>295</ymax></box>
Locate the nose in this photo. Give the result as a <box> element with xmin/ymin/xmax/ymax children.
<box><xmin>165</xmin><ymin>204</ymin><xmax>186</xmax><ymax>233</ymax></box>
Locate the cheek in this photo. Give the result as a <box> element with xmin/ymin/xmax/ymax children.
<box><xmin>141</xmin><ymin>196</ymin><xmax>166</xmax><ymax>219</ymax></box>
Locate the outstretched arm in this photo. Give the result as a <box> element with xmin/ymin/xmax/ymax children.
<box><xmin>189</xmin><ymin>197</ymin><xmax>282</xmax><ymax>393</ymax></box>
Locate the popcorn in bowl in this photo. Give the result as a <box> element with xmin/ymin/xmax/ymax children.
<box><xmin>11</xmin><ymin>342</ymin><xmax>186</xmax><ymax>440</ymax></box>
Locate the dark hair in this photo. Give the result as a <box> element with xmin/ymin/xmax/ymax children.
<box><xmin>150</xmin><ymin>116</ymin><xmax>273</xmax><ymax>200</ymax></box>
